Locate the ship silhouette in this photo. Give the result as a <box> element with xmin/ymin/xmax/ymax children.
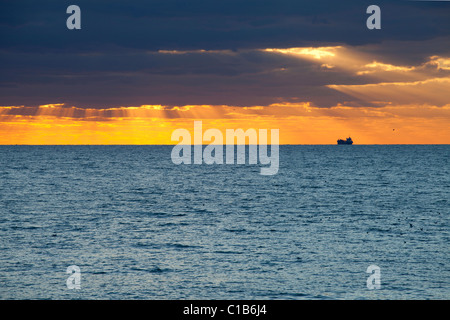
<box><xmin>337</xmin><ymin>137</ymin><xmax>353</xmax><ymax>145</ymax></box>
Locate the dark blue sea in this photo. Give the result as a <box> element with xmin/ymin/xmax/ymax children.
<box><xmin>0</xmin><ymin>145</ymin><xmax>448</xmax><ymax>299</ymax></box>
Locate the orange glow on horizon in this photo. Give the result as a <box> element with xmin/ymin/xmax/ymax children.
<box><xmin>1</xmin><ymin>47</ymin><xmax>449</xmax><ymax>145</ymax></box>
<box><xmin>1</xmin><ymin>103</ymin><xmax>449</xmax><ymax>145</ymax></box>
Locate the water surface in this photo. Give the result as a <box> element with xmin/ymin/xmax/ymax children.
<box><xmin>0</xmin><ymin>145</ymin><xmax>448</xmax><ymax>299</ymax></box>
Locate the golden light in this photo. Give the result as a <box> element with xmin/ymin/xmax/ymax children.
<box><xmin>1</xmin><ymin>102</ymin><xmax>449</xmax><ymax>145</ymax></box>
<box><xmin>1</xmin><ymin>46</ymin><xmax>449</xmax><ymax>145</ymax></box>
<box><xmin>263</xmin><ymin>46</ymin><xmax>341</xmax><ymax>59</ymax></box>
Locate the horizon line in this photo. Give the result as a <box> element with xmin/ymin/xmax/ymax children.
<box><xmin>1</xmin><ymin>144</ymin><xmax>449</xmax><ymax>146</ymax></box>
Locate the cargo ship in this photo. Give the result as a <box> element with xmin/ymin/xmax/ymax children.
<box><xmin>337</xmin><ymin>137</ymin><xmax>353</xmax><ymax>145</ymax></box>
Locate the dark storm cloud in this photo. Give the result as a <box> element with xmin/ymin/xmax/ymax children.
<box><xmin>2</xmin><ymin>0</ymin><xmax>450</xmax><ymax>51</ymax></box>
<box><xmin>0</xmin><ymin>48</ymin><xmax>357</xmax><ymax>107</ymax></box>
<box><xmin>0</xmin><ymin>0</ymin><xmax>449</xmax><ymax>108</ymax></box>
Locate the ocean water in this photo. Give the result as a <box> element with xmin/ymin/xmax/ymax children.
<box><xmin>0</xmin><ymin>145</ymin><xmax>448</xmax><ymax>300</ymax></box>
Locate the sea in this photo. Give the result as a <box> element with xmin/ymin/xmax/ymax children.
<box><xmin>0</xmin><ymin>145</ymin><xmax>448</xmax><ymax>300</ymax></box>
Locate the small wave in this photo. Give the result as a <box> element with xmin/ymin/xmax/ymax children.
<box><xmin>366</xmin><ymin>227</ymin><xmax>392</xmax><ymax>233</ymax></box>
<box><xmin>213</xmin><ymin>250</ymin><xmax>244</xmax><ymax>255</ymax></box>
<box><xmin>224</xmin><ymin>228</ymin><xmax>247</xmax><ymax>233</ymax></box>
<box><xmin>166</xmin><ymin>243</ymin><xmax>201</xmax><ymax>250</ymax></box>
<box><xmin>130</xmin><ymin>266</ymin><xmax>171</xmax><ymax>273</ymax></box>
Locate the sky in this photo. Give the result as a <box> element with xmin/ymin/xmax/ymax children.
<box><xmin>0</xmin><ymin>0</ymin><xmax>449</xmax><ymax>144</ymax></box>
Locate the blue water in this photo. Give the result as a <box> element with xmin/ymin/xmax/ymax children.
<box><xmin>0</xmin><ymin>145</ymin><xmax>448</xmax><ymax>299</ymax></box>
